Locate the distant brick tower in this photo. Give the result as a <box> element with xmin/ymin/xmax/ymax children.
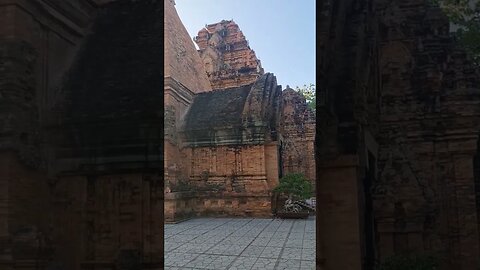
<box><xmin>194</xmin><ymin>20</ymin><xmax>264</xmax><ymax>90</ymax></box>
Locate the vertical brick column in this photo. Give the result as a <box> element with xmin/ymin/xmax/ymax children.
<box><xmin>0</xmin><ymin>153</ymin><xmax>13</xmax><ymax>269</ymax></box>
<box><xmin>317</xmin><ymin>155</ymin><xmax>363</xmax><ymax>270</ymax></box>
<box><xmin>451</xmin><ymin>152</ymin><xmax>480</xmax><ymax>269</ymax></box>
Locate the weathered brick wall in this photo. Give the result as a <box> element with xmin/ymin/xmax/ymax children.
<box><xmin>317</xmin><ymin>156</ymin><xmax>363</xmax><ymax>270</ymax></box>
<box><xmin>0</xmin><ymin>152</ymin><xmax>51</xmax><ymax>269</ymax></box>
<box><xmin>167</xmin><ymin>72</ymin><xmax>282</xmax><ymax>219</ymax></box>
<box><xmin>317</xmin><ymin>0</ymin><xmax>381</xmax><ymax>269</ymax></box>
<box><xmin>1</xmin><ymin>1</ymin><xmax>168</xmax><ymax>269</ymax></box>
<box><xmin>375</xmin><ymin>0</ymin><xmax>480</xmax><ymax>268</ymax></box>
<box><xmin>52</xmin><ymin>2</ymin><xmax>165</xmax><ymax>268</ymax></box>
<box><xmin>280</xmin><ymin>88</ymin><xmax>316</xmax><ymax>188</ymax></box>
<box><xmin>51</xmin><ymin>173</ymin><xmax>163</xmax><ymax>270</ymax></box>
<box><xmin>164</xmin><ymin>78</ymin><xmax>195</xmax><ymax>187</ymax></box>
<box><xmin>164</xmin><ymin>0</ymin><xmax>212</xmax><ymax>206</ymax></box>
<box><xmin>165</xmin><ymin>144</ymin><xmax>278</xmax><ymax>218</ymax></box>
<box><xmin>164</xmin><ymin>192</ymin><xmax>272</xmax><ymax>222</ymax></box>
<box><xmin>265</xmin><ymin>143</ymin><xmax>281</xmax><ymax>190</ymax></box>
<box><xmin>318</xmin><ymin>0</ymin><xmax>480</xmax><ymax>268</ymax></box>
<box><xmin>0</xmin><ymin>1</ymin><xmax>95</xmax><ymax>268</ymax></box>
<box><xmin>59</xmin><ymin>0</ymin><xmax>163</xmax><ymax>171</ymax></box>
<box><xmin>0</xmin><ymin>39</ymin><xmax>40</xmax><ymax>168</ymax></box>
<box><xmin>0</xmin><ymin>0</ymin><xmax>94</xmax><ymax>134</ymax></box>
<box><xmin>164</xmin><ymin>0</ymin><xmax>212</xmax><ymax>93</ymax></box>
<box><xmin>186</xmin><ymin>145</ymin><xmax>274</xmax><ymax>188</ymax></box>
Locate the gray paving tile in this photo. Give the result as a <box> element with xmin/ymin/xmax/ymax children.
<box><xmin>208</xmin><ymin>244</ymin><xmax>246</xmax><ymax>256</ymax></box>
<box><xmin>192</xmin><ymin>237</ymin><xmax>213</xmax><ymax>244</ymax></box>
<box><xmin>221</xmin><ymin>237</ymin><xmax>253</xmax><ymax>245</ymax></box>
<box><xmin>164</xmin><ymin>218</ymin><xmax>316</xmax><ymax>270</ymax></box>
<box><xmin>288</xmin><ymin>233</ymin><xmax>303</xmax><ymax>240</ymax></box>
<box><xmin>240</xmin><ymin>245</ymin><xmax>265</xmax><ymax>257</ymax></box>
<box><xmin>281</xmin><ymin>247</ymin><xmax>303</xmax><ymax>260</ymax></box>
<box><xmin>222</xmin><ymin>247</ymin><xmax>246</xmax><ymax>256</ymax></box>
<box><xmin>266</xmin><ymin>239</ymin><xmax>285</xmax><ymax>247</ymax></box>
<box><xmin>244</xmin><ymin>232</ymin><xmax>260</xmax><ymax>238</ymax></box>
<box><xmin>300</xmin><ymin>260</ymin><xmax>316</xmax><ymax>269</ymax></box>
<box><xmin>272</xmin><ymin>232</ymin><xmax>288</xmax><ymax>240</ymax></box>
<box><xmin>250</xmin><ymin>237</ymin><xmax>271</xmax><ymax>246</ymax></box>
<box><xmin>164</xmin><ymin>241</ymin><xmax>185</xmax><ymax>251</ymax></box>
<box><xmin>180</xmin><ymin>229</ymin><xmax>211</xmax><ymax>235</ymax></box>
<box><xmin>165</xmin><ymin>252</ymin><xmax>199</xmax><ymax>267</ymax></box>
<box><xmin>207</xmin><ymin>255</ymin><xmax>236</xmax><ymax>269</ymax></box>
<box><xmin>305</xmin><ymin>230</ymin><xmax>315</xmax><ymax>236</ymax></box>
<box><xmin>301</xmin><ymin>248</ymin><xmax>315</xmax><ymax>261</ymax></box>
<box><xmin>258</xmin><ymin>231</ymin><xmax>275</xmax><ymax>237</ymax></box>
<box><xmin>207</xmin><ymin>244</ymin><xmax>235</xmax><ymax>255</ymax></box>
<box><xmin>250</xmin><ymin>258</ymin><xmax>276</xmax><ymax>270</ymax></box>
<box><xmin>183</xmin><ymin>243</ymin><xmax>217</xmax><ymax>254</ymax></box>
<box><xmin>259</xmin><ymin>247</ymin><xmax>282</xmax><ymax>258</ymax></box>
<box><xmin>276</xmin><ymin>259</ymin><xmax>301</xmax><ymax>270</ymax></box>
<box><xmin>302</xmin><ymin>240</ymin><xmax>315</xmax><ymax>249</ymax></box>
<box><xmin>285</xmin><ymin>240</ymin><xmax>303</xmax><ymax>248</ymax></box>
<box><xmin>184</xmin><ymin>254</ymin><xmax>217</xmax><ymax>268</ymax></box>
<box><xmin>169</xmin><ymin>234</ymin><xmax>197</xmax><ymax>242</ymax></box>
<box><xmin>228</xmin><ymin>256</ymin><xmax>257</xmax><ymax>270</ymax></box>
<box><xmin>239</xmin><ymin>236</ymin><xmax>256</xmax><ymax>242</ymax></box>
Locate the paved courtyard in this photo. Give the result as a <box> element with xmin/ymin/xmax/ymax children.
<box><xmin>164</xmin><ymin>217</ymin><xmax>316</xmax><ymax>270</ymax></box>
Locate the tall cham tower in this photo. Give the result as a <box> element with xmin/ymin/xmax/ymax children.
<box><xmin>194</xmin><ymin>20</ymin><xmax>264</xmax><ymax>90</ymax></box>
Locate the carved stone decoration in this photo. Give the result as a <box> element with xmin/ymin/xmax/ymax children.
<box><xmin>0</xmin><ymin>40</ymin><xmax>41</xmax><ymax>168</ymax></box>
<box><xmin>201</xmin><ymin>46</ymin><xmax>221</xmax><ymax>74</ymax></box>
<box><xmin>11</xmin><ymin>226</ymin><xmax>53</xmax><ymax>267</ymax></box>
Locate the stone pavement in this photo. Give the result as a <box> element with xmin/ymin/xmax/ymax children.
<box><xmin>164</xmin><ymin>217</ymin><xmax>316</xmax><ymax>270</ymax></box>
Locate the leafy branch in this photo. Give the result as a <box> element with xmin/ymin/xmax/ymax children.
<box><xmin>294</xmin><ymin>83</ymin><xmax>316</xmax><ymax>112</ymax></box>
<box><xmin>432</xmin><ymin>0</ymin><xmax>480</xmax><ymax>64</ymax></box>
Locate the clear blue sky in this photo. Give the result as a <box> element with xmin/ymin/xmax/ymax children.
<box><xmin>175</xmin><ymin>0</ymin><xmax>316</xmax><ymax>90</ymax></box>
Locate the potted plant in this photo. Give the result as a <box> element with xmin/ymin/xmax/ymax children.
<box><xmin>273</xmin><ymin>173</ymin><xmax>313</xmax><ymax>218</ymax></box>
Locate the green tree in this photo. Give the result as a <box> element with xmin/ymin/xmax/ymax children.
<box><xmin>433</xmin><ymin>0</ymin><xmax>480</xmax><ymax>64</ymax></box>
<box><xmin>294</xmin><ymin>84</ymin><xmax>316</xmax><ymax>112</ymax></box>
<box><xmin>273</xmin><ymin>173</ymin><xmax>313</xmax><ymax>200</ymax></box>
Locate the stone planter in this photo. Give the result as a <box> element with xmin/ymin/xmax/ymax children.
<box><xmin>276</xmin><ymin>210</ymin><xmax>310</xmax><ymax>219</ymax></box>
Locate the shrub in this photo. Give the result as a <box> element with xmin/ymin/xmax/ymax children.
<box><xmin>273</xmin><ymin>173</ymin><xmax>313</xmax><ymax>200</ymax></box>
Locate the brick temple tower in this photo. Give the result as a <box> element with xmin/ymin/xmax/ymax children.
<box><xmin>194</xmin><ymin>20</ymin><xmax>264</xmax><ymax>90</ymax></box>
